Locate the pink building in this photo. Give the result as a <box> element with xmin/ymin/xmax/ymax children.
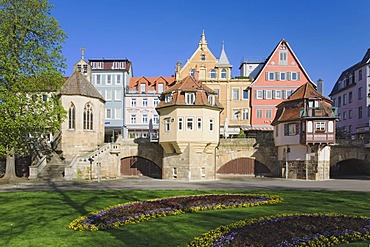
<box><xmin>125</xmin><ymin>76</ymin><xmax>175</xmax><ymax>140</ymax></box>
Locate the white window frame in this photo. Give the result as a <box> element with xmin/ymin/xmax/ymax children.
<box><xmin>265</xmin><ymin>90</ymin><xmax>272</xmax><ymax>99</ymax></box>
<box><xmin>140</xmin><ymin>83</ymin><xmax>146</xmax><ymax>93</ymax></box>
<box><xmin>256</xmin><ymin>109</ymin><xmax>263</xmax><ymax>118</ymax></box>
<box><xmin>208</xmin><ymin>95</ymin><xmax>215</xmax><ymax>105</ymax></box>
<box><xmin>131</xmin><ymin>98</ymin><xmax>137</xmax><ymax>107</ymax></box>
<box><xmin>142</xmin><ymin>98</ymin><xmax>148</xmax><ymax>107</ymax></box>
<box><xmin>153</xmin><ymin>98</ymin><xmax>159</xmax><ymax>107</ymax></box>
<box><xmin>142</xmin><ymin>114</ymin><xmax>148</xmax><ymax>124</ymax></box>
<box><xmin>315</xmin><ymin>122</ymin><xmax>326</xmax><ymax>132</ymax></box>
<box><xmin>116</xmin><ymin>74</ymin><xmax>121</xmax><ymax>85</ymax></box>
<box><xmin>197</xmin><ymin>117</ymin><xmax>202</xmax><ymax>131</ymax></box>
<box><xmin>280</xmin><ymin>72</ymin><xmax>286</xmax><ymax>80</ymax></box>
<box><xmin>186</xmin><ymin>117</ymin><xmax>194</xmax><ymax>131</ymax></box>
<box><xmin>242</xmin><ymin>109</ymin><xmax>249</xmax><ymax>120</ymax></box>
<box><xmin>209</xmin><ymin>118</ymin><xmax>214</xmax><ymax>131</ymax></box>
<box><xmin>185</xmin><ymin>93</ymin><xmax>195</xmax><ymax>105</ymax></box>
<box><xmin>115</xmin><ymin>108</ymin><xmax>122</xmax><ymax>119</ymax></box>
<box><xmin>266</xmin><ymin>109</ymin><xmax>272</xmax><ymax>119</ymax></box>
<box><xmin>106</xmin><ymin>108</ymin><xmax>112</xmax><ymax>119</ymax></box>
<box><xmin>232</xmin><ymin>88</ymin><xmax>239</xmax><ymax>100</ymax></box>
<box><xmin>256</xmin><ymin>90</ymin><xmax>263</xmax><ymax>99</ymax></box>
<box><xmin>105</xmin><ymin>90</ymin><xmax>112</xmax><ymax>101</ymax></box>
<box><xmin>178</xmin><ymin>117</ymin><xmax>183</xmax><ymax>131</ymax></box>
<box><xmin>279</xmin><ymin>50</ymin><xmax>288</xmax><ymax>65</ymax></box>
<box><xmin>114</xmin><ymin>90</ymin><xmax>122</xmax><ymax>101</ymax></box>
<box><xmin>164</xmin><ymin>118</ymin><xmax>170</xmax><ymax>131</ymax></box>
<box><xmin>157</xmin><ymin>83</ymin><xmax>164</xmax><ymax>93</ymax></box>
<box><xmin>130</xmin><ymin>114</ymin><xmax>136</xmax><ymax>124</ymax></box>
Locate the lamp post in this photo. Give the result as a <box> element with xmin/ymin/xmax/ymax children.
<box><xmin>285</xmin><ymin>145</ymin><xmax>290</xmax><ymax>179</ymax></box>
<box><xmin>97</xmin><ymin>144</ymin><xmax>100</xmax><ymax>183</ymax></box>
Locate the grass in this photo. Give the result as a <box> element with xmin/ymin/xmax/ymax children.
<box><xmin>0</xmin><ymin>189</ymin><xmax>369</xmax><ymax>247</ymax></box>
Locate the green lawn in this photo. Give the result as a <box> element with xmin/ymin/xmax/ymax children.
<box><xmin>0</xmin><ymin>189</ymin><xmax>369</xmax><ymax>247</ymax></box>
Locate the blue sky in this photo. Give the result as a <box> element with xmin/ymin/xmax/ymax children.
<box><xmin>50</xmin><ymin>0</ymin><xmax>369</xmax><ymax>97</ymax></box>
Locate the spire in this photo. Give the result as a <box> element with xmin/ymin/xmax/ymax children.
<box><xmin>217</xmin><ymin>41</ymin><xmax>232</xmax><ymax>68</ymax></box>
<box><xmin>199</xmin><ymin>30</ymin><xmax>207</xmax><ymax>50</ymax></box>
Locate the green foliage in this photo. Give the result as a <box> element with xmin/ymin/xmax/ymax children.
<box><xmin>0</xmin><ymin>0</ymin><xmax>67</xmax><ymax>158</ymax></box>
<box><xmin>237</xmin><ymin>129</ymin><xmax>246</xmax><ymax>138</ymax></box>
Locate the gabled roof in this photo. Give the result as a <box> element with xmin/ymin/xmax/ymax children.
<box><xmin>157</xmin><ymin>76</ymin><xmax>223</xmax><ymax>110</ymax></box>
<box><xmin>250</xmin><ymin>39</ymin><xmax>314</xmax><ymax>87</ymax></box>
<box><xmin>216</xmin><ymin>42</ymin><xmax>232</xmax><ymax>68</ymax></box>
<box><xmin>129</xmin><ymin>76</ymin><xmax>175</xmax><ymax>88</ymax></box>
<box><xmin>60</xmin><ymin>70</ymin><xmax>105</xmax><ymax>102</ymax></box>
<box><xmin>272</xmin><ymin>81</ymin><xmax>334</xmax><ymax>125</ymax></box>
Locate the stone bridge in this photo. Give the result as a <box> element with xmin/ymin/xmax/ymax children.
<box><xmin>65</xmin><ymin>135</ymin><xmax>370</xmax><ymax>180</ymax></box>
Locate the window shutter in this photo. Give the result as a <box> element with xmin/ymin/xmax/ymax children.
<box><xmin>263</xmin><ymin>90</ymin><xmax>266</xmax><ymax>99</ymax></box>
<box><xmin>265</xmin><ymin>72</ymin><xmax>268</xmax><ymax>80</ymax></box>
<box><xmin>282</xmin><ymin>90</ymin><xmax>286</xmax><ymax>99</ymax></box>
<box><xmin>272</xmin><ymin>90</ymin><xmax>276</xmax><ymax>99</ymax></box>
<box><xmin>287</xmin><ymin>72</ymin><xmax>291</xmax><ymax>81</ymax></box>
<box><xmin>297</xmin><ymin>72</ymin><xmax>301</xmax><ymax>80</ymax></box>
<box><xmin>275</xmin><ymin>72</ymin><xmax>280</xmax><ymax>81</ymax></box>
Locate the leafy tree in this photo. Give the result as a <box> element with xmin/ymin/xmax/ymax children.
<box><xmin>0</xmin><ymin>0</ymin><xmax>67</xmax><ymax>180</ymax></box>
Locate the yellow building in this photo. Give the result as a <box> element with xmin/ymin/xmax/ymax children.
<box><xmin>156</xmin><ymin>76</ymin><xmax>223</xmax><ymax>180</ymax></box>
<box><xmin>175</xmin><ymin>31</ymin><xmax>252</xmax><ymax>136</ymax></box>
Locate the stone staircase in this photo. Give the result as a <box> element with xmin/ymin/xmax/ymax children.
<box><xmin>37</xmin><ymin>154</ymin><xmax>66</xmax><ymax>180</ymax></box>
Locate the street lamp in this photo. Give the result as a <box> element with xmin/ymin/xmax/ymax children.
<box><xmin>97</xmin><ymin>144</ymin><xmax>101</xmax><ymax>183</ymax></box>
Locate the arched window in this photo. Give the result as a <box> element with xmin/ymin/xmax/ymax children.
<box><xmin>190</xmin><ymin>69</ymin><xmax>195</xmax><ymax>77</ymax></box>
<box><xmin>221</xmin><ymin>69</ymin><xmax>227</xmax><ymax>79</ymax></box>
<box><xmin>68</xmin><ymin>103</ymin><xmax>76</xmax><ymax>129</ymax></box>
<box><xmin>83</xmin><ymin>103</ymin><xmax>93</xmax><ymax>130</ymax></box>
<box><xmin>210</xmin><ymin>69</ymin><xmax>216</xmax><ymax>79</ymax></box>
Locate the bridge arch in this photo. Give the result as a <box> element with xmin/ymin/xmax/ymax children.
<box><xmin>217</xmin><ymin>157</ymin><xmax>271</xmax><ymax>176</ymax></box>
<box><xmin>330</xmin><ymin>158</ymin><xmax>370</xmax><ymax>178</ymax></box>
<box><xmin>121</xmin><ymin>156</ymin><xmax>162</xmax><ymax>178</ymax></box>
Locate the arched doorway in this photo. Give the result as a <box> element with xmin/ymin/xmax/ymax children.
<box><xmin>121</xmin><ymin>156</ymin><xmax>162</xmax><ymax>179</ymax></box>
<box><xmin>331</xmin><ymin>159</ymin><xmax>370</xmax><ymax>179</ymax></box>
<box><xmin>217</xmin><ymin>158</ymin><xmax>271</xmax><ymax>176</ymax></box>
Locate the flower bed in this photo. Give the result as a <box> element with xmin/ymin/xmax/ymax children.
<box><xmin>188</xmin><ymin>214</ymin><xmax>370</xmax><ymax>247</ymax></box>
<box><xmin>67</xmin><ymin>194</ymin><xmax>282</xmax><ymax>231</ymax></box>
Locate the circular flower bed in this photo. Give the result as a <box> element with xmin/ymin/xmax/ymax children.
<box><xmin>67</xmin><ymin>194</ymin><xmax>282</xmax><ymax>231</ymax></box>
<box><xmin>188</xmin><ymin>214</ymin><xmax>370</xmax><ymax>247</ymax></box>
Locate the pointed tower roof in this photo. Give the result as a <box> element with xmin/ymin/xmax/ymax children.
<box><xmin>216</xmin><ymin>42</ymin><xmax>232</xmax><ymax>68</ymax></box>
<box><xmin>198</xmin><ymin>30</ymin><xmax>208</xmax><ymax>50</ymax></box>
<box><xmin>60</xmin><ymin>70</ymin><xmax>105</xmax><ymax>102</ymax></box>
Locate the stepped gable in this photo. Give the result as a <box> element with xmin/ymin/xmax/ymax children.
<box><xmin>60</xmin><ymin>70</ymin><xmax>105</xmax><ymax>102</ymax></box>
<box><xmin>272</xmin><ymin>81</ymin><xmax>333</xmax><ymax>125</ymax></box>
<box><xmin>157</xmin><ymin>76</ymin><xmax>223</xmax><ymax>109</ymax></box>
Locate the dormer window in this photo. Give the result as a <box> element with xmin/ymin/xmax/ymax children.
<box><xmin>140</xmin><ymin>83</ymin><xmax>146</xmax><ymax>93</ymax></box>
<box><xmin>185</xmin><ymin>92</ymin><xmax>195</xmax><ymax>105</ymax></box>
<box><xmin>308</xmin><ymin>100</ymin><xmax>319</xmax><ymax>108</ymax></box>
<box><xmin>165</xmin><ymin>94</ymin><xmax>173</xmax><ymax>103</ymax></box>
<box><xmin>208</xmin><ymin>95</ymin><xmax>215</xmax><ymax>105</ymax></box>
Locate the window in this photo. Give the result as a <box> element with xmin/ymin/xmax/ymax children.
<box><xmin>279</xmin><ymin>50</ymin><xmax>288</xmax><ymax>65</ymax></box>
<box><xmin>153</xmin><ymin>114</ymin><xmax>159</xmax><ymax>124</ymax></box>
<box><xmin>106</xmin><ymin>75</ymin><xmax>112</xmax><ymax>85</ymax></box>
<box><xmin>153</xmin><ymin>98</ymin><xmax>159</xmax><ymax>107</ymax></box>
<box><xmin>291</xmin><ymin>72</ymin><xmax>299</xmax><ymax>80</ymax></box>
<box><xmin>210</xmin><ymin>69</ymin><xmax>216</xmax><ymax>79</ymax></box>
<box><xmin>197</xmin><ymin>117</ymin><xmax>202</xmax><ymax>130</ymax></box>
<box><xmin>201</xmin><ymin>54</ymin><xmax>205</xmax><ymax>61</ymax></box>
<box><xmin>106</xmin><ymin>109</ymin><xmax>112</xmax><ymax>119</ymax></box>
<box><xmin>186</xmin><ymin>117</ymin><xmax>194</xmax><ymax>131</ymax></box>
<box><xmin>256</xmin><ymin>109</ymin><xmax>263</xmax><ymax>118</ymax></box>
<box><xmin>232</xmin><ymin>88</ymin><xmax>239</xmax><ymax>100</ymax></box>
<box><xmin>116</xmin><ymin>74</ymin><xmax>121</xmax><ymax>84</ymax></box>
<box><xmin>157</xmin><ymin>83</ymin><xmax>164</xmax><ymax>93</ymax></box>
<box><xmin>275</xmin><ymin>90</ymin><xmax>281</xmax><ymax>99</ymax></box>
<box><xmin>343</xmin><ymin>111</ymin><xmax>347</xmax><ymax>120</ymax></box>
<box><xmin>142</xmin><ymin>98</ymin><xmax>148</xmax><ymax>107</ymax></box>
<box><xmin>83</xmin><ymin>103</ymin><xmax>93</xmax><ymax>130</ymax></box>
<box><xmin>221</xmin><ymin>69</ymin><xmax>227</xmax><ymax>79</ymax></box>
<box><xmin>105</xmin><ymin>90</ymin><xmax>112</xmax><ymax>100</ymax></box>
<box><xmin>359</xmin><ymin>106</ymin><xmax>363</xmax><ymax>119</ymax></box>
<box><xmin>201</xmin><ymin>167</ymin><xmax>205</xmax><ymax>177</ymax></box>
<box><xmin>349</xmin><ymin>125</ymin><xmax>352</xmax><ymax>134</ymax></box>
<box><xmin>280</xmin><ymin>72</ymin><xmax>286</xmax><ymax>80</ymax></box>
<box><xmin>115</xmin><ymin>108</ymin><xmax>122</xmax><ymax>119</ymax></box>
<box><xmin>190</xmin><ymin>69</ymin><xmax>195</xmax><ymax>77</ymax></box>
<box><xmin>208</xmin><ymin>95</ymin><xmax>215</xmax><ymax>105</ymax></box>
<box><xmin>178</xmin><ymin>117</ymin><xmax>183</xmax><ymax>131</ymax></box>
<box><xmin>349</xmin><ymin>110</ymin><xmax>352</xmax><ymax>119</ymax></box>
<box><xmin>140</xmin><ymin>83</ymin><xmax>146</xmax><ymax>93</ymax></box>
<box><xmin>164</xmin><ymin>117</ymin><xmax>170</xmax><ymax>131</ymax></box>
<box><xmin>268</xmin><ymin>72</ymin><xmax>275</xmax><ymax>80</ymax></box>
<box><xmin>214</xmin><ymin>89</ymin><xmax>220</xmax><ymax>97</ymax></box>
<box><xmin>115</xmin><ymin>90</ymin><xmax>122</xmax><ymax>101</ymax></box>
<box><xmin>131</xmin><ymin>98</ymin><xmax>137</xmax><ymax>107</ymax></box>
<box><xmin>349</xmin><ymin>91</ymin><xmax>353</xmax><ymax>103</ymax></box>
<box><xmin>185</xmin><ymin>93</ymin><xmax>195</xmax><ymax>105</ymax></box>
<box><xmin>308</xmin><ymin>100</ymin><xmax>319</xmax><ymax>108</ymax></box>
<box><xmin>338</xmin><ymin>96</ymin><xmax>341</xmax><ymax>107</ymax></box>
<box><xmin>68</xmin><ymin>103</ymin><xmax>75</xmax><ymax>129</ymax></box>
<box><xmin>96</xmin><ymin>75</ymin><xmax>101</xmax><ymax>85</ymax></box>
<box><xmin>315</xmin><ymin>122</ymin><xmax>325</xmax><ymax>132</ymax></box>
<box><xmin>288</xmin><ymin>123</ymin><xmax>296</xmax><ymax>135</ymax></box>
<box><xmin>209</xmin><ymin>118</ymin><xmax>214</xmax><ymax>131</ymax></box>
<box><xmin>256</xmin><ymin>90</ymin><xmax>263</xmax><ymax>99</ymax></box>
<box><xmin>359</xmin><ymin>69</ymin><xmax>363</xmax><ymax>80</ymax></box>
<box><xmin>173</xmin><ymin>167</ymin><xmax>177</xmax><ymax>178</ymax></box>
<box><xmin>343</xmin><ymin>94</ymin><xmax>347</xmax><ymax>105</ymax></box>
<box><xmin>242</xmin><ymin>109</ymin><xmax>249</xmax><ymax>120</ymax></box>
<box><xmin>165</xmin><ymin>94</ymin><xmax>173</xmax><ymax>103</ymax></box>
<box><xmin>91</xmin><ymin>62</ymin><xmax>103</xmax><ymax>69</ymax></box>
<box><xmin>130</xmin><ymin>114</ymin><xmax>136</xmax><ymax>124</ymax></box>
<box><xmin>358</xmin><ymin>87</ymin><xmax>363</xmax><ymax>99</ymax></box>
<box><xmin>233</xmin><ymin>109</ymin><xmax>239</xmax><ymax>120</ymax></box>
<box><xmin>242</xmin><ymin>90</ymin><xmax>248</xmax><ymax>100</ymax></box>
<box><xmin>266</xmin><ymin>109</ymin><xmax>272</xmax><ymax>119</ymax></box>
<box><xmin>142</xmin><ymin>114</ymin><xmax>148</xmax><ymax>124</ymax></box>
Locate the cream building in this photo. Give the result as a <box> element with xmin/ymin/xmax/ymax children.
<box><xmin>156</xmin><ymin>76</ymin><xmax>223</xmax><ymax>180</ymax></box>
<box><xmin>58</xmin><ymin>62</ymin><xmax>105</xmax><ymax>162</ymax></box>
<box><xmin>175</xmin><ymin>31</ymin><xmax>252</xmax><ymax>136</ymax></box>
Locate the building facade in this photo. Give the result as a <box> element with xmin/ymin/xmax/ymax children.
<box><xmin>156</xmin><ymin>76</ymin><xmax>223</xmax><ymax>180</ymax></box>
<box><xmin>247</xmin><ymin>39</ymin><xmax>313</xmax><ymax>131</ymax></box>
<box><xmin>175</xmin><ymin>31</ymin><xmax>252</xmax><ymax>136</ymax></box>
<box><xmin>329</xmin><ymin>48</ymin><xmax>370</xmax><ymax>140</ymax></box>
<box><xmin>125</xmin><ymin>76</ymin><xmax>175</xmax><ymax>140</ymax></box>
<box><xmin>88</xmin><ymin>58</ymin><xmax>132</xmax><ymax>141</ymax></box>
<box><xmin>272</xmin><ymin>82</ymin><xmax>337</xmax><ymax>180</ymax></box>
